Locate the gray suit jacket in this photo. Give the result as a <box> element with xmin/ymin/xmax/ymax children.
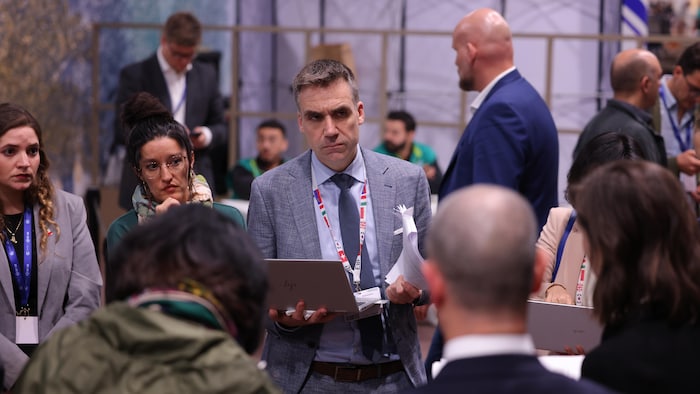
<box><xmin>248</xmin><ymin>148</ymin><xmax>431</xmax><ymax>392</ymax></box>
<box><xmin>0</xmin><ymin>190</ymin><xmax>102</xmax><ymax>389</ymax></box>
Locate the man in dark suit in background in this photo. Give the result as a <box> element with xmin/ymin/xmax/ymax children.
<box><xmin>427</xmin><ymin>7</ymin><xmax>560</xmax><ymax>376</ymax></box>
<box><xmin>409</xmin><ymin>185</ymin><xmax>611</xmax><ymax>394</ymax></box>
<box><xmin>439</xmin><ymin>8</ymin><xmax>558</xmax><ymax>230</ymax></box>
<box><xmin>113</xmin><ymin>11</ymin><xmax>226</xmax><ymax>210</ymax></box>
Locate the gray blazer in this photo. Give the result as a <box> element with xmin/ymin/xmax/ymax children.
<box><xmin>248</xmin><ymin>148</ymin><xmax>431</xmax><ymax>392</ymax></box>
<box><xmin>0</xmin><ymin>190</ymin><xmax>102</xmax><ymax>389</ymax></box>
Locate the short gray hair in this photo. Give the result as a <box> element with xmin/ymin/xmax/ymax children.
<box><xmin>292</xmin><ymin>59</ymin><xmax>359</xmax><ymax>109</ymax></box>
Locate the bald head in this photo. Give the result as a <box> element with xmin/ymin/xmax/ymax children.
<box><xmin>427</xmin><ymin>185</ymin><xmax>537</xmax><ymax>314</ymax></box>
<box><xmin>452</xmin><ymin>8</ymin><xmax>514</xmax><ymax>91</ymax></box>
<box><xmin>610</xmin><ymin>48</ymin><xmax>661</xmax><ymax>109</ymax></box>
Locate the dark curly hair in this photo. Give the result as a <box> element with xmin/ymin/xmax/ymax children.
<box><xmin>109</xmin><ymin>204</ymin><xmax>268</xmax><ymax>354</ymax></box>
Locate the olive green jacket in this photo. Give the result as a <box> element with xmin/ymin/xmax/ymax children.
<box><xmin>14</xmin><ymin>303</ymin><xmax>279</xmax><ymax>394</ymax></box>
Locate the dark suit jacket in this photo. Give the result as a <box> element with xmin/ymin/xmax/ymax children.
<box><xmin>114</xmin><ymin>53</ymin><xmax>226</xmax><ymax>210</ymax></box>
<box><xmin>411</xmin><ymin>355</ymin><xmax>613</xmax><ymax>394</ymax></box>
<box><xmin>247</xmin><ymin>148</ymin><xmax>431</xmax><ymax>393</ymax></box>
<box><xmin>439</xmin><ymin>69</ymin><xmax>559</xmax><ymax>231</ymax></box>
<box><xmin>574</xmin><ymin>99</ymin><xmax>666</xmax><ymax>166</ymax></box>
<box><xmin>582</xmin><ymin>313</ymin><xmax>700</xmax><ymax>394</ymax></box>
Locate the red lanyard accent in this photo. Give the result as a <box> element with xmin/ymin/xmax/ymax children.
<box><xmin>311</xmin><ymin>168</ymin><xmax>368</xmax><ymax>290</ymax></box>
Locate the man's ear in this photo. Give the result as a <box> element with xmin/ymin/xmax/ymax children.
<box><xmin>531</xmin><ymin>248</ymin><xmax>546</xmax><ymax>294</ymax></box>
<box><xmin>422</xmin><ymin>259</ymin><xmax>444</xmax><ymax>307</ymax></box>
<box><xmin>640</xmin><ymin>75</ymin><xmax>650</xmax><ymax>93</ymax></box>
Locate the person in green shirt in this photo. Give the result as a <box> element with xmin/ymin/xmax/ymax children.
<box><xmin>374</xmin><ymin>110</ymin><xmax>443</xmax><ymax>193</ymax></box>
<box><xmin>228</xmin><ymin>119</ymin><xmax>288</xmax><ymax>200</ymax></box>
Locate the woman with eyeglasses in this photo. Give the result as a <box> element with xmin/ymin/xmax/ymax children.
<box><xmin>0</xmin><ymin>103</ymin><xmax>102</xmax><ymax>390</ymax></box>
<box><xmin>105</xmin><ymin>92</ymin><xmax>244</xmax><ymax>302</ymax></box>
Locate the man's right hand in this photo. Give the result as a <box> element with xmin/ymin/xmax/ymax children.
<box><xmin>676</xmin><ymin>149</ymin><xmax>700</xmax><ymax>175</ymax></box>
<box><xmin>544</xmin><ymin>284</ymin><xmax>573</xmax><ymax>305</ymax></box>
<box><xmin>269</xmin><ymin>300</ymin><xmax>337</xmax><ymax>327</ymax></box>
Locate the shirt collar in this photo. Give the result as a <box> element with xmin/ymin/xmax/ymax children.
<box><xmin>607</xmin><ymin>98</ymin><xmax>653</xmax><ymax>125</ymax></box>
<box><xmin>660</xmin><ymin>74</ymin><xmax>678</xmax><ymax>110</ymax></box>
<box><xmin>470</xmin><ymin>66</ymin><xmax>517</xmax><ymax>113</ymax></box>
<box><xmin>157</xmin><ymin>45</ymin><xmax>193</xmax><ymax>75</ymax></box>
<box><xmin>311</xmin><ymin>146</ymin><xmax>365</xmax><ymax>186</ymax></box>
<box><xmin>443</xmin><ymin>333</ymin><xmax>535</xmax><ymax>362</ymax></box>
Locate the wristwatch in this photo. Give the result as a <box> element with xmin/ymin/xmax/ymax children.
<box><xmin>412</xmin><ymin>289</ymin><xmax>427</xmax><ymax>306</ymax></box>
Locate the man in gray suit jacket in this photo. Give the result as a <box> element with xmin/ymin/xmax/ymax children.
<box><xmin>248</xmin><ymin>59</ymin><xmax>431</xmax><ymax>393</ymax></box>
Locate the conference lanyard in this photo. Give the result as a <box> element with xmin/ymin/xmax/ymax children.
<box><xmin>4</xmin><ymin>207</ymin><xmax>33</xmax><ymax>311</ymax></box>
<box><xmin>311</xmin><ymin>168</ymin><xmax>368</xmax><ymax>291</ymax></box>
<box><xmin>660</xmin><ymin>87</ymin><xmax>693</xmax><ymax>152</ymax></box>
<box><xmin>575</xmin><ymin>256</ymin><xmax>587</xmax><ymax>307</ymax></box>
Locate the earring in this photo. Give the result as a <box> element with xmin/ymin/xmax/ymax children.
<box><xmin>140</xmin><ymin>180</ymin><xmax>151</xmax><ymax>198</ymax></box>
<box><xmin>189</xmin><ymin>168</ymin><xmax>196</xmax><ymax>194</ymax></box>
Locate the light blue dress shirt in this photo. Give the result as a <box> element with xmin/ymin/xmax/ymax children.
<box><xmin>310</xmin><ymin>148</ymin><xmax>391</xmax><ymax>364</ymax></box>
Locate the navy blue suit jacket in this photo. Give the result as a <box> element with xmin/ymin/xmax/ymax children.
<box><xmin>114</xmin><ymin>54</ymin><xmax>226</xmax><ymax>210</ymax></box>
<box><xmin>410</xmin><ymin>355</ymin><xmax>614</xmax><ymax>394</ymax></box>
<box><xmin>439</xmin><ymin>69</ymin><xmax>559</xmax><ymax>230</ymax></box>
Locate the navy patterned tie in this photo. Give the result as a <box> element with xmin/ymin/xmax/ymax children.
<box><xmin>331</xmin><ymin>173</ymin><xmax>383</xmax><ymax>360</ymax></box>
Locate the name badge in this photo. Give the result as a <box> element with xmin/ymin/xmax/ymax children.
<box><xmin>15</xmin><ymin>316</ymin><xmax>39</xmax><ymax>344</ymax></box>
<box><xmin>681</xmin><ymin>173</ymin><xmax>697</xmax><ymax>193</ymax></box>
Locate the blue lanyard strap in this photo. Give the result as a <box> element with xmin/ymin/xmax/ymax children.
<box><xmin>659</xmin><ymin>87</ymin><xmax>693</xmax><ymax>152</ymax></box>
<box><xmin>4</xmin><ymin>207</ymin><xmax>33</xmax><ymax>308</ymax></box>
<box><xmin>172</xmin><ymin>84</ymin><xmax>187</xmax><ymax>116</ymax></box>
<box><xmin>552</xmin><ymin>210</ymin><xmax>576</xmax><ymax>283</ymax></box>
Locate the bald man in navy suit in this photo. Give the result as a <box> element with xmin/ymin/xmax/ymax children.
<box><xmin>409</xmin><ymin>185</ymin><xmax>612</xmax><ymax>394</ymax></box>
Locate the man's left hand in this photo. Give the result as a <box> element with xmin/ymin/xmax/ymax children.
<box><xmin>189</xmin><ymin>126</ymin><xmax>209</xmax><ymax>149</ymax></box>
<box><xmin>386</xmin><ymin>275</ymin><xmax>421</xmax><ymax>304</ymax></box>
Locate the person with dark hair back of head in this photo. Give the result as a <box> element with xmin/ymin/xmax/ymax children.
<box><xmin>113</xmin><ymin>11</ymin><xmax>227</xmax><ymax>210</ymax></box>
<box><xmin>0</xmin><ymin>103</ymin><xmax>102</xmax><ymax>390</ymax></box>
<box><xmin>14</xmin><ymin>204</ymin><xmax>280</xmax><ymax>393</ymax></box>
<box><xmin>409</xmin><ymin>185</ymin><xmax>611</xmax><ymax>394</ymax></box>
<box><xmin>374</xmin><ymin>110</ymin><xmax>443</xmax><ymax>194</ymax></box>
<box><xmin>536</xmin><ymin>131</ymin><xmax>648</xmax><ymax>307</ymax></box>
<box><xmin>228</xmin><ymin>119</ymin><xmax>288</xmax><ymax>200</ymax></box>
<box><xmin>572</xmin><ymin>160</ymin><xmax>700</xmax><ymax>393</ymax></box>
<box><xmin>575</xmin><ymin>48</ymin><xmax>665</xmax><ymax>165</ymax></box>
<box><xmin>105</xmin><ymin>92</ymin><xmax>244</xmax><ymax>301</ymax></box>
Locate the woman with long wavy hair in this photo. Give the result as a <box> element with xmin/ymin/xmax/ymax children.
<box><xmin>0</xmin><ymin>103</ymin><xmax>102</xmax><ymax>390</ymax></box>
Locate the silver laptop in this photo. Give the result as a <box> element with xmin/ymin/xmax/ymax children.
<box><xmin>265</xmin><ymin>259</ymin><xmax>380</xmax><ymax>317</ymax></box>
<box><xmin>526</xmin><ymin>299</ymin><xmax>603</xmax><ymax>353</ymax></box>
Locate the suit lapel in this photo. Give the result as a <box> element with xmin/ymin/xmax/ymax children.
<box><xmin>184</xmin><ymin>68</ymin><xmax>196</xmax><ymax>128</ymax></box>
<box><xmin>146</xmin><ymin>55</ymin><xmax>172</xmax><ymax>111</ymax></box>
<box><xmin>0</xmin><ymin>244</ymin><xmax>14</xmax><ymax>311</ymax></box>
<box><xmin>36</xmin><ymin>205</ymin><xmax>55</xmax><ymax>313</ymax></box>
<box><xmin>287</xmin><ymin>152</ymin><xmax>323</xmax><ymax>259</ymax></box>
<box><xmin>363</xmin><ymin>149</ymin><xmax>396</xmax><ymax>276</ymax></box>
<box><xmin>439</xmin><ymin>69</ymin><xmax>521</xmax><ymax>199</ymax></box>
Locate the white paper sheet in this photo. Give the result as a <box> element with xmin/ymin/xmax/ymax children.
<box><xmin>385</xmin><ymin>205</ymin><xmax>427</xmax><ymax>289</ymax></box>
